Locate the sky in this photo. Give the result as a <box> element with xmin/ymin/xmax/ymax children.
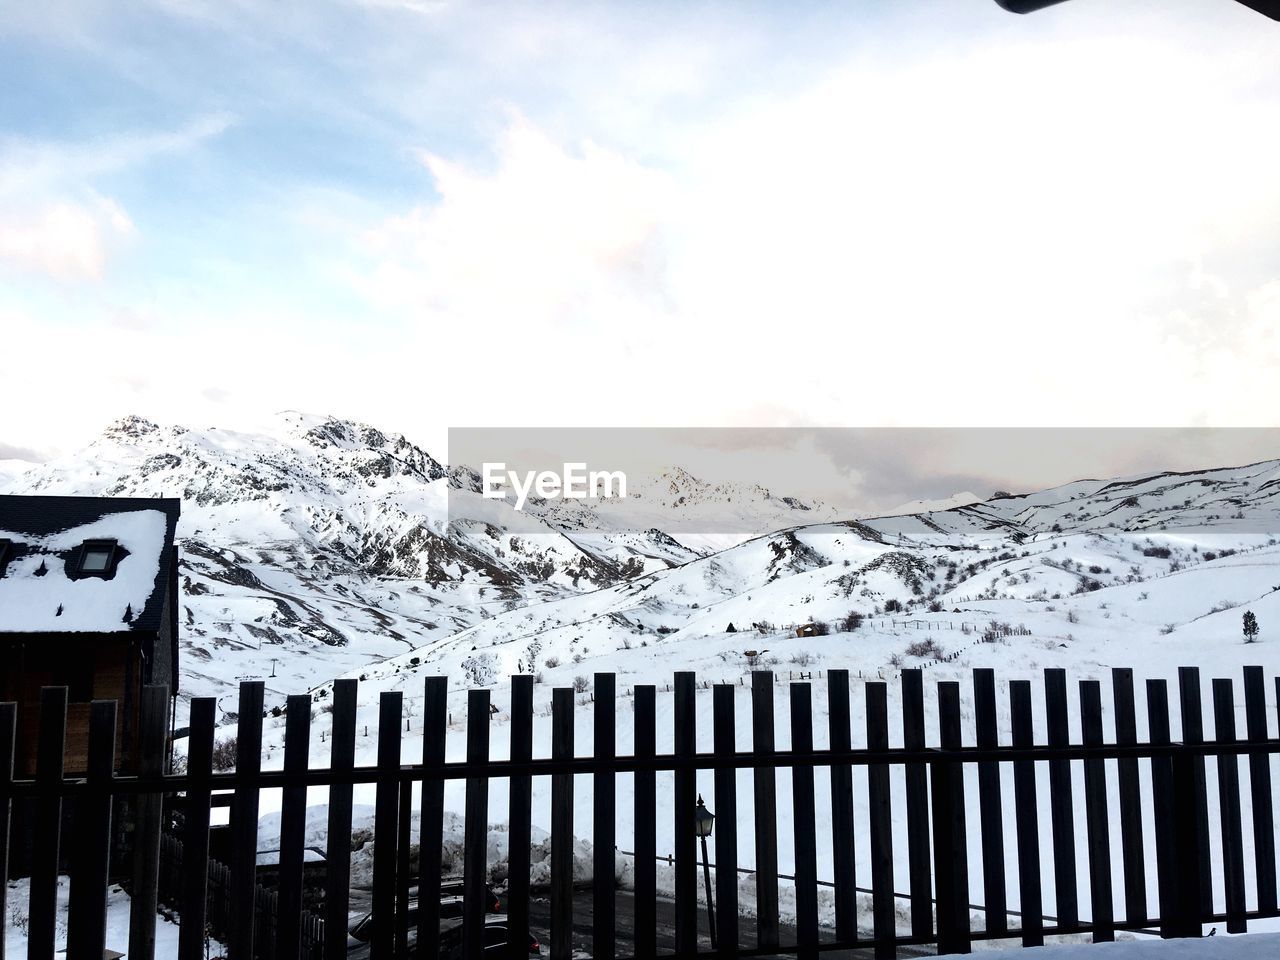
<box><xmin>2</xmin><ymin>0</ymin><xmax>1280</xmax><ymax>467</ymax></box>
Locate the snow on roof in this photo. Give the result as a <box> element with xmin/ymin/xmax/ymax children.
<box><xmin>0</xmin><ymin>510</ymin><xmax>169</xmax><ymax>633</ymax></box>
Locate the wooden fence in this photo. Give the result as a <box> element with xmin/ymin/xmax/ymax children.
<box><xmin>2</xmin><ymin>665</ymin><xmax>1280</xmax><ymax>959</ymax></box>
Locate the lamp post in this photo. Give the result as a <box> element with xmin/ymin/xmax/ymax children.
<box><xmin>694</xmin><ymin>794</ymin><xmax>717</xmax><ymax>949</ymax></box>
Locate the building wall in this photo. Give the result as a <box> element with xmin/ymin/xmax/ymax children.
<box><xmin>2</xmin><ymin>633</ymin><xmax>142</xmax><ymax>776</ymax></box>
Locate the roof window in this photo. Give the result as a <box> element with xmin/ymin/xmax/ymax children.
<box><xmin>0</xmin><ymin>538</ymin><xmax>10</xmax><ymax>578</ymax></box>
<box><xmin>77</xmin><ymin>539</ymin><xmax>119</xmax><ymax>578</ymax></box>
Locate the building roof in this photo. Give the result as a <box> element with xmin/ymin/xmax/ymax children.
<box><xmin>0</xmin><ymin>495</ymin><xmax>180</xmax><ymax>634</ymax></box>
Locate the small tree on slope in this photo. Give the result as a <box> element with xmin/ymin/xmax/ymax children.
<box><xmin>1243</xmin><ymin>610</ymin><xmax>1259</xmax><ymax>644</ymax></box>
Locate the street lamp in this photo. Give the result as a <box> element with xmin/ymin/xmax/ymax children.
<box><xmin>694</xmin><ymin>794</ymin><xmax>717</xmax><ymax>949</ymax></box>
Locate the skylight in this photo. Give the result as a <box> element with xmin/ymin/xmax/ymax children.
<box><xmin>78</xmin><ymin>540</ymin><xmax>118</xmax><ymax>577</ymax></box>
<box><xmin>0</xmin><ymin>538</ymin><xmax>10</xmax><ymax>577</ymax></box>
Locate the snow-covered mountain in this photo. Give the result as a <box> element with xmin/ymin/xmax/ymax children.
<box><xmin>0</xmin><ymin>414</ymin><xmax>832</xmax><ymax>714</ymax></box>
<box><xmin>7</xmin><ymin>414</ymin><xmax>1280</xmax><ymax>727</ymax></box>
<box><xmin>328</xmin><ymin>454</ymin><xmax>1280</xmax><ymax>718</ymax></box>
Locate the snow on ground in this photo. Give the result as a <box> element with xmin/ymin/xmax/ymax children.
<box><xmin>2</xmin><ymin>876</ymin><xmax>223</xmax><ymax>958</ymax></box>
<box><xmin>961</xmin><ymin>932</ymin><xmax>1280</xmax><ymax>957</ymax></box>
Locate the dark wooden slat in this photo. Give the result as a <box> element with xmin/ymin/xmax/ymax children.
<box><xmin>417</xmin><ymin>677</ymin><xmax>448</xmax><ymax>960</ymax></box>
<box><xmin>1212</xmin><ymin>679</ymin><xmax>1247</xmax><ymax>934</ymax></box>
<box><xmin>67</xmin><ymin>700</ymin><xmax>116</xmax><ymax>960</ymax></box>
<box><xmin>713</xmin><ymin>684</ymin><xmax>740</xmax><ymax>957</ymax></box>
<box><xmin>1079</xmin><ymin>680</ymin><xmax>1114</xmax><ymax>942</ymax></box>
<box><xmin>129</xmin><ymin>684</ymin><xmax>170</xmax><ymax>960</ymax></box>
<box><xmin>790</xmin><ymin>683</ymin><xmax>820</xmax><ymax>959</ymax></box>
<box><xmin>1044</xmin><ymin>668</ymin><xmax>1078</xmax><ymax>932</ymax></box>
<box><xmin>463</xmin><ymin>690</ymin><xmax>491</xmax><ymax>960</ymax></box>
<box><xmin>1243</xmin><ymin>666</ymin><xmax>1276</xmax><ymax>915</ymax></box>
<box><xmin>1146</xmin><ymin>679</ymin><xmax>1178</xmax><ymax>938</ymax></box>
<box><xmin>1177</xmin><ymin>666</ymin><xmax>1213</xmax><ymax>915</ymax></box>
<box><xmin>865</xmin><ymin>681</ymin><xmax>895</xmax><ymax>960</ymax></box>
<box><xmin>229</xmin><ymin>681</ymin><xmax>265</xmax><ymax>960</ymax></box>
<box><xmin>932</xmin><ymin>681</ymin><xmax>970</xmax><ymax>955</ymax></box>
<box><xmin>371</xmin><ymin>691</ymin><xmax>403</xmax><ymax>960</ymax></box>
<box><xmin>1111</xmin><ymin>667</ymin><xmax>1147</xmax><ymax>926</ymax></box>
<box><xmin>901</xmin><ymin>668</ymin><xmax>933</xmax><ymax>940</ymax></box>
<box><xmin>276</xmin><ymin>694</ymin><xmax>312</xmax><ymax>960</ymax></box>
<box><xmin>397</xmin><ymin>776</ymin><xmax>412</xmax><ymax>957</ymax></box>
<box><xmin>674</xmin><ymin>671</ymin><xmax>698</xmax><ymax>955</ymax></box>
<box><xmin>179</xmin><ymin>698</ymin><xmax>216</xmax><ymax>960</ymax></box>
<box><xmin>28</xmin><ymin>687</ymin><xmax>66</xmax><ymax>960</ymax></box>
<box><xmin>827</xmin><ymin>669</ymin><xmax>856</xmax><ymax>943</ymax></box>
<box><xmin>1170</xmin><ymin>746</ymin><xmax>1205</xmax><ymax>937</ymax></box>
<box><xmin>324</xmin><ymin>678</ymin><xmax>359</xmax><ymax>960</ymax></box>
<box><xmin>1010</xmin><ymin>680</ymin><xmax>1043</xmax><ymax>947</ymax></box>
<box><xmin>0</xmin><ymin>702</ymin><xmax>15</xmax><ymax>960</ymax></box>
<box><xmin>972</xmin><ymin>668</ymin><xmax>1007</xmax><ymax>937</ymax></box>
<box><xmin>550</xmin><ymin>688</ymin><xmax>574</xmax><ymax>960</ymax></box>
<box><xmin>507</xmin><ymin>676</ymin><xmax>535</xmax><ymax>959</ymax></box>
<box><xmin>633</xmin><ymin>686</ymin><xmax>657</xmax><ymax>960</ymax></box>
<box><xmin>751</xmin><ymin>670</ymin><xmax>780</xmax><ymax>950</ymax></box>
<box><xmin>593</xmin><ymin>673</ymin><xmax>617</xmax><ymax>960</ymax></box>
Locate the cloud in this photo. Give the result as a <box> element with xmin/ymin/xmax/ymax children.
<box><xmin>0</xmin><ymin>195</ymin><xmax>134</xmax><ymax>281</ymax></box>
<box><xmin>356</xmin><ymin>114</ymin><xmax>677</xmax><ymax>329</ymax></box>
<box><xmin>0</xmin><ymin>113</ymin><xmax>230</xmax><ymax>282</ymax></box>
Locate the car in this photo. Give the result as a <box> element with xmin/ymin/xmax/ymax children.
<box><xmin>438</xmin><ymin>916</ymin><xmax>542</xmax><ymax>959</ymax></box>
<box><xmin>348</xmin><ymin>914</ymin><xmax>541</xmax><ymax>959</ymax></box>
<box><xmin>347</xmin><ymin>882</ymin><xmax>509</xmax><ymax>955</ymax></box>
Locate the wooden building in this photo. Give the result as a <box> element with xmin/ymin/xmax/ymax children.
<box><xmin>0</xmin><ymin>494</ymin><xmax>181</xmax><ymax>777</ymax></box>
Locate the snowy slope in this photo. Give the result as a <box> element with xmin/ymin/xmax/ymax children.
<box><xmin>0</xmin><ymin>414</ymin><xmax>829</xmax><ymax>717</ymax></box>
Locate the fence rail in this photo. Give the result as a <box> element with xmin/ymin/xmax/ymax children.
<box><xmin>3</xmin><ymin>665</ymin><xmax>1280</xmax><ymax>960</ymax></box>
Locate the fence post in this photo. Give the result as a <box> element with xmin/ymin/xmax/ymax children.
<box><xmin>865</xmin><ymin>682</ymin><xmax>895</xmax><ymax>960</ymax></box>
<box><xmin>463</xmin><ymin>690</ymin><xmax>491</xmax><ymax>960</ymax></box>
<box><xmin>827</xmin><ymin>670</ymin><xmax>856</xmax><ymax>943</ymax></box>
<box><xmin>371</xmin><ymin>692</ymin><xmax>403</xmax><ymax>960</ymax></box>
<box><xmin>901</xmin><ymin>669</ymin><xmax>933</xmax><ymax>941</ymax></box>
<box><xmin>751</xmin><ymin>671</ymin><xmax>780</xmax><ymax>950</ymax></box>
<box><xmin>550</xmin><ymin>688</ymin><xmax>574</xmax><ymax>960</ymax></box>
<box><xmin>0</xmin><ymin>701</ymin><xmax>14</xmax><ymax>960</ymax></box>
<box><xmin>28</xmin><ymin>687</ymin><xmax>67</xmax><ymax>960</ymax></box>
<box><xmin>325</xmin><ymin>679</ymin><xmax>358</xmax><ymax>960</ymax></box>
<box><xmin>507</xmin><ymin>676</ymin><xmax>534</xmax><ymax>960</ymax></box>
<box><xmin>67</xmin><ymin>699</ymin><xmax>116</xmax><ymax>960</ymax></box>
<box><xmin>1146</xmin><ymin>679</ymin><xmax>1178</xmax><ymax>938</ymax></box>
<box><xmin>128</xmin><ymin>685</ymin><xmax>169</xmax><ymax>960</ymax></box>
<box><xmin>1010</xmin><ymin>681</ymin><xmax>1042</xmax><ymax>947</ymax></box>
<box><xmin>276</xmin><ymin>694</ymin><xmax>312</xmax><ymax>960</ymax></box>
<box><xmin>1111</xmin><ymin>668</ymin><xmax>1148</xmax><ymax>927</ymax></box>
<box><xmin>228</xmin><ymin>681</ymin><xmax>264</xmax><ymax>960</ymax></box>
<box><xmin>712</xmin><ymin>684</ymin><xmax>739</xmax><ymax>956</ymax></box>
<box><xmin>790</xmin><ymin>684</ymin><xmax>819</xmax><ymax>959</ymax></box>
<box><xmin>178</xmin><ymin>698</ymin><xmax>216</xmax><ymax>960</ymax></box>
<box><xmin>972</xmin><ymin>668</ymin><xmax>1007</xmax><ymax>937</ymax></box>
<box><xmin>1212</xmin><ymin>679</ymin><xmax>1247</xmax><ymax>934</ymax></box>
<box><xmin>1080</xmin><ymin>680</ymin><xmax>1113</xmax><ymax>943</ymax></box>
<box><xmin>633</xmin><ymin>687</ymin><xmax>657</xmax><ymax>958</ymax></box>
<box><xmin>1044</xmin><ymin>668</ymin><xmax>1078</xmax><ymax>932</ymax></box>
<box><xmin>674</xmin><ymin>672</ymin><xmax>698</xmax><ymax>955</ymax></box>
<box><xmin>932</xmin><ymin>681</ymin><xmax>970</xmax><ymax>955</ymax></box>
<box><xmin>593</xmin><ymin>673</ymin><xmax>617</xmax><ymax>960</ymax></box>
<box><xmin>417</xmin><ymin>677</ymin><xmax>448</xmax><ymax>960</ymax></box>
<box><xmin>1177</xmin><ymin>667</ymin><xmax>1213</xmax><ymax>917</ymax></box>
<box><xmin>1169</xmin><ymin>747</ymin><xmax>1205</xmax><ymax>937</ymax></box>
<box><xmin>1242</xmin><ymin>666</ymin><xmax>1276</xmax><ymax>915</ymax></box>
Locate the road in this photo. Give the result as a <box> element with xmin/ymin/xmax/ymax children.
<box><xmin>526</xmin><ymin>889</ymin><xmax>937</xmax><ymax>958</ymax></box>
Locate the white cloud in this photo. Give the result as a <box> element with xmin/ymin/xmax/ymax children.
<box><xmin>0</xmin><ymin>195</ymin><xmax>134</xmax><ymax>281</ymax></box>
<box><xmin>349</xmin><ymin>16</ymin><xmax>1280</xmax><ymax>428</ymax></box>
<box><xmin>357</xmin><ymin>114</ymin><xmax>678</xmax><ymax>329</ymax></box>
